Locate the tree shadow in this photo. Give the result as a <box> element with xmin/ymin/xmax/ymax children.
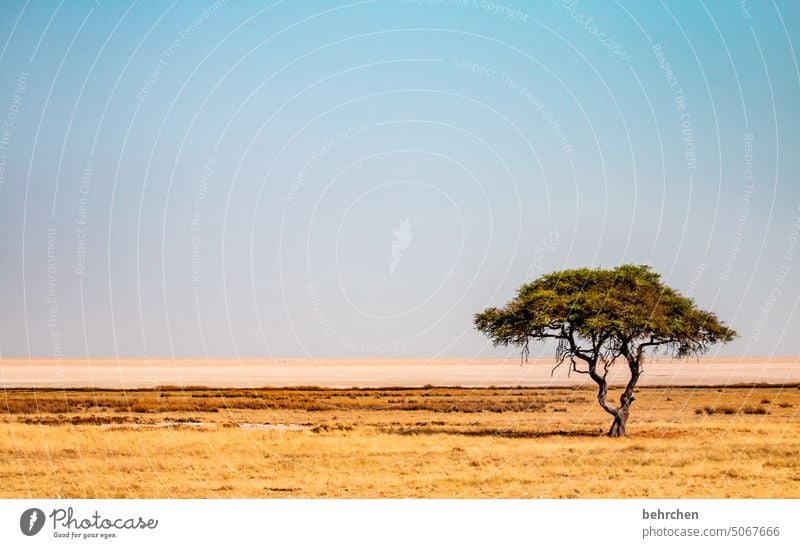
<box><xmin>389</xmin><ymin>427</ymin><xmax>604</xmax><ymax>439</ymax></box>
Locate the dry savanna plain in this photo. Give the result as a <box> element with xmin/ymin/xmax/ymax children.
<box><xmin>2</xmin><ymin>383</ymin><xmax>799</xmax><ymax>498</ymax></box>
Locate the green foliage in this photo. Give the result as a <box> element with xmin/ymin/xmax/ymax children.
<box><xmin>475</xmin><ymin>264</ymin><xmax>736</xmax><ymax>361</ymax></box>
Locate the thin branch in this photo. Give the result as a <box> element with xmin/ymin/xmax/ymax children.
<box><xmin>570</xmin><ymin>359</ymin><xmax>589</xmax><ymax>375</ymax></box>
<box><xmin>519</xmin><ymin>337</ymin><xmax>530</xmax><ymax>365</ymax></box>
<box><xmin>566</xmin><ymin>329</ymin><xmax>593</xmax><ymax>363</ymax></box>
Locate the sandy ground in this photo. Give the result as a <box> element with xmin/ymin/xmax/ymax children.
<box><xmin>0</xmin><ymin>357</ymin><xmax>798</xmax><ymax>388</ymax></box>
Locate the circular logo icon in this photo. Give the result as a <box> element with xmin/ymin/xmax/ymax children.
<box><xmin>20</xmin><ymin>508</ymin><xmax>45</xmax><ymax>536</ymax></box>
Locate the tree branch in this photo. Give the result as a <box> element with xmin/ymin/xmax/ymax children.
<box><xmin>634</xmin><ymin>337</ymin><xmax>680</xmax><ymax>362</ymax></box>
<box><xmin>565</xmin><ymin>329</ymin><xmax>593</xmax><ymax>363</ymax></box>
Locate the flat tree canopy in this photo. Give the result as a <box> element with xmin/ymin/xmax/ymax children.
<box><xmin>474</xmin><ymin>264</ymin><xmax>737</xmax><ymax>436</ymax></box>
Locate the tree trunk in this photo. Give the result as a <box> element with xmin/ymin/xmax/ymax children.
<box><xmin>589</xmin><ymin>365</ymin><xmax>622</xmax><ymax>435</ymax></box>
<box><xmin>607</xmin><ymin>400</ymin><xmax>632</xmax><ymax>437</ymax></box>
<box><xmin>607</xmin><ymin>351</ymin><xmax>641</xmax><ymax>437</ymax></box>
<box><xmin>586</xmin><ymin>350</ymin><xmax>641</xmax><ymax>437</ymax></box>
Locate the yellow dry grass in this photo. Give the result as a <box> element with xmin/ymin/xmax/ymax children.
<box><xmin>1</xmin><ymin>386</ymin><xmax>799</xmax><ymax>498</ymax></box>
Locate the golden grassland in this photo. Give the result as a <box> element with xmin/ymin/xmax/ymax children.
<box><xmin>1</xmin><ymin>385</ymin><xmax>799</xmax><ymax>498</ymax></box>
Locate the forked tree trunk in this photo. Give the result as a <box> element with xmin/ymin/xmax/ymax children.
<box><xmin>608</xmin><ymin>399</ymin><xmax>632</xmax><ymax>437</ymax></box>
<box><xmin>590</xmin><ymin>366</ymin><xmax>624</xmax><ymax>436</ymax></box>
<box><xmin>606</xmin><ymin>356</ymin><xmax>641</xmax><ymax>437</ymax></box>
<box><xmin>591</xmin><ymin>352</ymin><xmax>641</xmax><ymax>437</ymax></box>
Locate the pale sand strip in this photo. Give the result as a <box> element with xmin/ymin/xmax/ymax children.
<box><xmin>0</xmin><ymin>358</ymin><xmax>798</xmax><ymax>389</ymax></box>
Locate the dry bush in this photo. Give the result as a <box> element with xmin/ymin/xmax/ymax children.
<box><xmin>700</xmin><ymin>405</ymin><xmax>769</xmax><ymax>416</ymax></box>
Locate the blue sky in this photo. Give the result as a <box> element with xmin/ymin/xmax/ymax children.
<box><xmin>0</xmin><ymin>0</ymin><xmax>798</xmax><ymax>358</ymax></box>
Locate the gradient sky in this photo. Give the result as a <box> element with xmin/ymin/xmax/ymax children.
<box><xmin>0</xmin><ymin>0</ymin><xmax>798</xmax><ymax>359</ymax></box>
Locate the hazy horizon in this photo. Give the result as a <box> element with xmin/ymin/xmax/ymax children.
<box><xmin>0</xmin><ymin>1</ymin><xmax>799</xmax><ymax>360</ymax></box>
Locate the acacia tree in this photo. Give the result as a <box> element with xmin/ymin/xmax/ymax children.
<box><xmin>474</xmin><ymin>265</ymin><xmax>736</xmax><ymax>437</ymax></box>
